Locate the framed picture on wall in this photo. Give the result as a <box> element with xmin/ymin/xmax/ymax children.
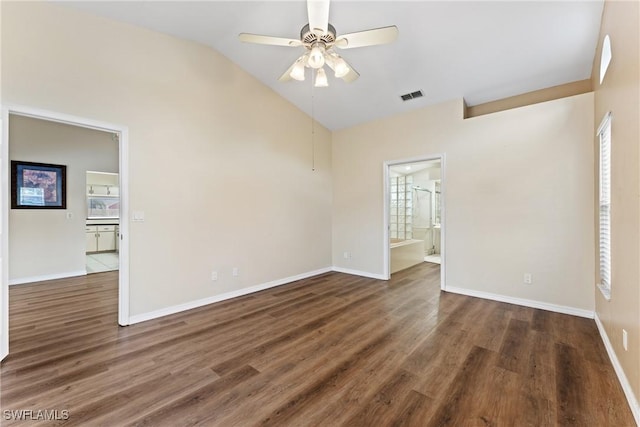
<box><xmin>11</xmin><ymin>161</ymin><xmax>67</xmax><ymax>209</ymax></box>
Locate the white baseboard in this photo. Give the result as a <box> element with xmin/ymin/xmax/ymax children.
<box><xmin>128</xmin><ymin>267</ymin><xmax>333</xmax><ymax>325</ymax></box>
<box><xmin>331</xmin><ymin>266</ymin><xmax>387</xmax><ymax>280</ymax></box>
<box><xmin>444</xmin><ymin>286</ymin><xmax>594</xmax><ymax>319</ymax></box>
<box><xmin>9</xmin><ymin>270</ymin><xmax>87</xmax><ymax>285</ymax></box>
<box><xmin>595</xmin><ymin>314</ymin><xmax>640</xmax><ymax>426</ymax></box>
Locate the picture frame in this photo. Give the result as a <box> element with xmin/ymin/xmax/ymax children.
<box><xmin>11</xmin><ymin>161</ymin><xmax>67</xmax><ymax>209</ymax></box>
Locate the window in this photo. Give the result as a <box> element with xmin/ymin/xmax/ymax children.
<box><xmin>598</xmin><ymin>112</ymin><xmax>612</xmax><ymax>299</ymax></box>
<box><xmin>87</xmin><ymin>195</ymin><xmax>120</xmax><ymax>218</ymax></box>
<box><xmin>600</xmin><ymin>35</ymin><xmax>612</xmax><ymax>85</ymax></box>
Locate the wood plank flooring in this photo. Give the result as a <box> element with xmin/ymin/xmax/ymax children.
<box><xmin>0</xmin><ymin>263</ymin><xmax>635</xmax><ymax>426</ymax></box>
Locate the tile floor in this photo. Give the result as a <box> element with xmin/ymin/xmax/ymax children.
<box><xmin>424</xmin><ymin>254</ymin><xmax>441</xmax><ymax>264</ymax></box>
<box><xmin>86</xmin><ymin>252</ymin><xmax>119</xmax><ymax>274</ymax></box>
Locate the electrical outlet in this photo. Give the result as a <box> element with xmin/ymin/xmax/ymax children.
<box><xmin>623</xmin><ymin>329</ymin><xmax>628</xmax><ymax>351</ymax></box>
<box><xmin>66</xmin><ymin>212</ymin><xmax>74</xmax><ymax>220</ymax></box>
<box><xmin>343</xmin><ymin>251</ymin><xmax>351</xmax><ymax>259</ymax></box>
<box><xmin>211</xmin><ymin>271</ymin><xmax>218</xmax><ymax>281</ymax></box>
<box><xmin>524</xmin><ymin>273</ymin><xmax>532</xmax><ymax>284</ymax></box>
<box><xmin>232</xmin><ymin>267</ymin><xmax>239</xmax><ymax>277</ymax></box>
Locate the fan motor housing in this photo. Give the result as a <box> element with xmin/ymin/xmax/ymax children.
<box><xmin>300</xmin><ymin>23</ymin><xmax>337</xmax><ymax>46</ymax></box>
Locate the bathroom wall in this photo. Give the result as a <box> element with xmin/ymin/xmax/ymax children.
<box><xmin>389</xmin><ymin>175</ymin><xmax>413</xmax><ymax>241</ymax></box>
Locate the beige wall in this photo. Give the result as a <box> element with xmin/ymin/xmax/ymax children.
<box><xmin>1</xmin><ymin>2</ymin><xmax>332</xmax><ymax>316</ymax></box>
<box><xmin>9</xmin><ymin>115</ymin><xmax>118</xmax><ymax>282</ymax></box>
<box><xmin>333</xmin><ymin>94</ymin><xmax>595</xmax><ymax>312</ymax></box>
<box><xmin>592</xmin><ymin>0</ymin><xmax>640</xmax><ymax>409</ymax></box>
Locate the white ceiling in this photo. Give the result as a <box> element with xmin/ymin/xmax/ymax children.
<box><xmin>60</xmin><ymin>1</ymin><xmax>604</xmax><ymax>131</ymax></box>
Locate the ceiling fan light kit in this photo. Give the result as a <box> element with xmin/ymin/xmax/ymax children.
<box><xmin>290</xmin><ymin>56</ymin><xmax>307</xmax><ymax>81</ymax></box>
<box><xmin>308</xmin><ymin>43</ymin><xmax>326</xmax><ymax>69</ymax></box>
<box><xmin>239</xmin><ymin>0</ymin><xmax>398</xmax><ymax>87</ymax></box>
<box><xmin>331</xmin><ymin>56</ymin><xmax>349</xmax><ymax>78</ymax></box>
<box><xmin>315</xmin><ymin>68</ymin><xmax>329</xmax><ymax>87</ymax></box>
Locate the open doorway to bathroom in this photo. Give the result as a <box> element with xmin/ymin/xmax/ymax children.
<box><xmin>384</xmin><ymin>156</ymin><xmax>444</xmax><ymax>286</ymax></box>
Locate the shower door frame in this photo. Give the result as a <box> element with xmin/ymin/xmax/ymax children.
<box><xmin>382</xmin><ymin>154</ymin><xmax>446</xmax><ymax>291</ymax></box>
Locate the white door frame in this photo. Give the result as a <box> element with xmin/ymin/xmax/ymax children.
<box><xmin>383</xmin><ymin>154</ymin><xmax>446</xmax><ymax>290</ymax></box>
<box><xmin>1</xmin><ymin>105</ymin><xmax>130</xmax><ymax>361</ymax></box>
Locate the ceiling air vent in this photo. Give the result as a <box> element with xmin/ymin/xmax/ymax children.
<box><xmin>400</xmin><ymin>90</ymin><xmax>424</xmax><ymax>101</ymax></box>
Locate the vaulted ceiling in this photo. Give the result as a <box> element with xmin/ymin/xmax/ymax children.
<box><xmin>62</xmin><ymin>1</ymin><xmax>604</xmax><ymax>130</ymax></box>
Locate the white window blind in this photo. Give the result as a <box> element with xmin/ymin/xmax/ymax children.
<box><xmin>598</xmin><ymin>112</ymin><xmax>612</xmax><ymax>299</ymax></box>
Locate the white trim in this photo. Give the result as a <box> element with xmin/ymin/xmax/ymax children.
<box><xmin>1</xmin><ymin>115</ymin><xmax>7</xmax><ymax>361</ymax></box>
<box><xmin>383</xmin><ymin>154</ymin><xmax>446</xmax><ymax>291</ymax></box>
<box><xmin>331</xmin><ymin>266</ymin><xmax>387</xmax><ymax>281</ymax></box>
<box><xmin>129</xmin><ymin>267</ymin><xmax>332</xmax><ymax>325</ymax></box>
<box><xmin>117</xmin><ymin>127</ymin><xmax>130</xmax><ymax>326</ymax></box>
<box><xmin>6</xmin><ymin>106</ymin><xmax>124</xmax><ymax>134</ymax></box>
<box><xmin>9</xmin><ymin>270</ymin><xmax>87</xmax><ymax>285</ymax></box>
<box><xmin>595</xmin><ymin>313</ymin><xmax>640</xmax><ymax>425</ymax></box>
<box><xmin>445</xmin><ymin>286</ymin><xmax>595</xmax><ymax>319</ymax></box>
<box><xmin>382</xmin><ymin>162</ymin><xmax>391</xmax><ymax>279</ymax></box>
<box><xmin>439</xmin><ymin>155</ymin><xmax>447</xmax><ymax>291</ymax></box>
<box><xmin>1</xmin><ymin>104</ymin><xmax>131</xmax><ymax>358</ymax></box>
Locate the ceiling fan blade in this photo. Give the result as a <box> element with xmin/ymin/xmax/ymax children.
<box><xmin>307</xmin><ymin>0</ymin><xmax>330</xmax><ymax>34</ymax></box>
<box><xmin>278</xmin><ymin>61</ymin><xmax>297</xmax><ymax>82</ymax></box>
<box><xmin>279</xmin><ymin>55</ymin><xmax>307</xmax><ymax>82</ymax></box>
<box><xmin>340</xmin><ymin>64</ymin><xmax>359</xmax><ymax>83</ymax></box>
<box><xmin>239</xmin><ymin>33</ymin><xmax>302</xmax><ymax>47</ymax></box>
<box><xmin>334</xmin><ymin>26</ymin><xmax>399</xmax><ymax>49</ymax></box>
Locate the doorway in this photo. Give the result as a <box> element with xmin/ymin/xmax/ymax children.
<box><xmin>383</xmin><ymin>155</ymin><xmax>445</xmax><ymax>288</ymax></box>
<box><xmin>1</xmin><ymin>106</ymin><xmax>130</xmax><ymax>361</ymax></box>
<box><xmin>86</xmin><ymin>171</ymin><xmax>121</xmax><ymax>274</ymax></box>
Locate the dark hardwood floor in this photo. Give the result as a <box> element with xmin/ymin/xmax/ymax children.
<box><xmin>0</xmin><ymin>263</ymin><xmax>635</xmax><ymax>426</ymax></box>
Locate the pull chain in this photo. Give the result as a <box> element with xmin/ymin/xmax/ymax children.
<box><xmin>311</xmin><ymin>71</ymin><xmax>316</xmax><ymax>172</ymax></box>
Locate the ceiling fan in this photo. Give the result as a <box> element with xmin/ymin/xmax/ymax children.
<box><xmin>239</xmin><ymin>0</ymin><xmax>398</xmax><ymax>87</ymax></box>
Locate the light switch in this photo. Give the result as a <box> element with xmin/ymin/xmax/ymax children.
<box><xmin>133</xmin><ymin>211</ymin><xmax>145</xmax><ymax>222</ymax></box>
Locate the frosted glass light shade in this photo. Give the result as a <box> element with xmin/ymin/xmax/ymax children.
<box><xmin>333</xmin><ymin>57</ymin><xmax>349</xmax><ymax>78</ymax></box>
<box><xmin>308</xmin><ymin>45</ymin><xmax>325</xmax><ymax>69</ymax></box>
<box><xmin>290</xmin><ymin>60</ymin><xmax>305</xmax><ymax>81</ymax></box>
<box><xmin>314</xmin><ymin>68</ymin><xmax>328</xmax><ymax>87</ymax></box>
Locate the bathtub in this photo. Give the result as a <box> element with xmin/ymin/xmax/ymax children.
<box><xmin>390</xmin><ymin>239</ymin><xmax>425</xmax><ymax>274</ymax></box>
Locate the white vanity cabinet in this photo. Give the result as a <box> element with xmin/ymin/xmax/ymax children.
<box><xmin>86</xmin><ymin>226</ymin><xmax>98</xmax><ymax>252</ymax></box>
<box><xmin>86</xmin><ymin>225</ymin><xmax>117</xmax><ymax>253</ymax></box>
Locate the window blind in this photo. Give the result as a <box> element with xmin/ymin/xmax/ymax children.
<box><xmin>598</xmin><ymin>113</ymin><xmax>612</xmax><ymax>296</ymax></box>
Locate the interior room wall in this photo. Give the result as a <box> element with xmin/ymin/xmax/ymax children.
<box><xmin>1</xmin><ymin>2</ymin><xmax>333</xmax><ymax>317</ymax></box>
<box><xmin>591</xmin><ymin>0</ymin><xmax>640</xmax><ymax>414</ymax></box>
<box><xmin>9</xmin><ymin>115</ymin><xmax>118</xmax><ymax>283</ymax></box>
<box><xmin>333</xmin><ymin>93</ymin><xmax>595</xmax><ymax>313</ymax></box>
